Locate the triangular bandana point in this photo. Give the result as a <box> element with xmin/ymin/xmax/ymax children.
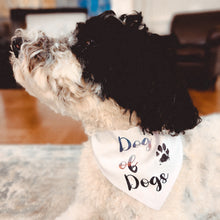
<box><xmin>91</xmin><ymin>127</ymin><xmax>183</xmax><ymax>210</ymax></box>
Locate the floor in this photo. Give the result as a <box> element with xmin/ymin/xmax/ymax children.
<box><xmin>189</xmin><ymin>77</ymin><xmax>220</xmax><ymax>115</ymax></box>
<box><xmin>0</xmin><ymin>90</ymin><xmax>88</xmax><ymax>144</ymax></box>
<box><xmin>0</xmin><ymin>77</ymin><xmax>220</xmax><ymax>144</ymax></box>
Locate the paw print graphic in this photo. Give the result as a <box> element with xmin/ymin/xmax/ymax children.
<box><xmin>156</xmin><ymin>143</ymin><xmax>170</xmax><ymax>164</ymax></box>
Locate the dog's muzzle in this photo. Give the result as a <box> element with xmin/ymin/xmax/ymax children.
<box><xmin>11</xmin><ymin>37</ymin><xmax>23</xmax><ymax>58</ymax></box>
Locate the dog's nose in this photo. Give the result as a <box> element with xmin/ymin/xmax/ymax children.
<box><xmin>12</xmin><ymin>37</ymin><xmax>23</xmax><ymax>58</ymax></box>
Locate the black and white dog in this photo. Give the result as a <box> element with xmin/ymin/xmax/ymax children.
<box><xmin>11</xmin><ymin>11</ymin><xmax>220</xmax><ymax>219</ymax></box>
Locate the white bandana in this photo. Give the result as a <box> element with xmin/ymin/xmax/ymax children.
<box><xmin>91</xmin><ymin>127</ymin><xmax>183</xmax><ymax>210</ymax></box>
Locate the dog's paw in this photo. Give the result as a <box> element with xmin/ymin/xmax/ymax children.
<box><xmin>156</xmin><ymin>143</ymin><xmax>169</xmax><ymax>164</ymax></box>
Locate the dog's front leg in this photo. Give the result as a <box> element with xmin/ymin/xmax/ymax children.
<box><xmin>56</xmin><ymin>141</ymin><xmax>108</xmax><ymax>220</ymax></box>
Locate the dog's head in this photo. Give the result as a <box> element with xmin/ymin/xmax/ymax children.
<box><xmin>10</xmin><ymin>10</ymin><xmax>200</xmax><ymax>135</ymax></box>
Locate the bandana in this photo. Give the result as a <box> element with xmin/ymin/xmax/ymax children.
<box><xmin>91</xmin><ymin>127</ymin><xmax>183</xmax><ymax>210</ymax></box>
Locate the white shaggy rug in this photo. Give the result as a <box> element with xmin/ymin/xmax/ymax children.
<box><xmin>0</xmin><ymin>144</ymin><xmax>82</xmax><ymax>220</ymax></box>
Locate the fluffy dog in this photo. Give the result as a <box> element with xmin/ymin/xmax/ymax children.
<box><xmin>10</xmin><ymin>11</ymin><xmax>220</xmax><ymax>220</ymax></box>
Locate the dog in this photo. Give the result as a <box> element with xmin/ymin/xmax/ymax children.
<box><xmin>10</xmin><ymin>10</ymin><xmax>220</xmax><ymax>220</ymax></box>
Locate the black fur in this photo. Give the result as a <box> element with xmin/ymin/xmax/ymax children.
<box><xmin>71</xmin><ymin>10</ymin><xmax>201</xmax><ymax>135</ymax></box>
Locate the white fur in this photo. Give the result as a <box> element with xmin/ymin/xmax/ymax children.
<box><xmin>11</xmin><ymin>30</ymin><xmax>220</xmax><ymax>220</ymax></box>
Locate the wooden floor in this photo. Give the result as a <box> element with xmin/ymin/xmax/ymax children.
<box><xmin>0</xmin><ymin>77</ymin><xmax>220</xmax><ymax>144</ymax></box>
<box><xmin>0</xmin><ymin>90</ymin><xmax>88</xmax><ymax>144</ymax></box>
<box><xmin>189</xmin><ymin>77</ymin><xmax>220</xmax><ymax>115</ymax></box>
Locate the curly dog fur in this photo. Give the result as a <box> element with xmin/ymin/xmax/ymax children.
<box><xmin>10</xmin><ymin>11</ymin><xmax>220</xmax><ymax>219</ymax></box>
<box><xmin>71</xmin><ymin>10</ymin><xmax>200</xmax><ymax>135</ymax></box>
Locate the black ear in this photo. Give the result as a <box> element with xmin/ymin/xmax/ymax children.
<box><xmin>135</xmin><ymin>75</ymin><xmax>201</xmax><ymax>135</ymax></box>
<box><xmin>72</xmin><ymin>11</ymin><xmax>201</xmax><ymax>135</ymax></box>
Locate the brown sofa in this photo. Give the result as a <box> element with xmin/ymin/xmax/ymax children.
<box><xmin>171</xmin><ymin>11</ymin><xmax>220</xmax><ymax>90</ymax></box>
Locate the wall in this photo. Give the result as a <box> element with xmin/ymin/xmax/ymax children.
<box><xmin>112</xmin><ymin>0</ymin><xmax>220</xmax><ymax>35</ymax></box>
<box><xmin>111</xmin><ymin>0</ymin><xmax>133</xmax><ymax>15</ymax></box>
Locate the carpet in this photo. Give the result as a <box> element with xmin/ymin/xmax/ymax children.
<box><xmin>0</xmin><ymin>144</ymin><xmax>82</xmax><ymax>220</ymax></box>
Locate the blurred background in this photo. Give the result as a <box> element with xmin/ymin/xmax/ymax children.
<box><xmin>0</xmin><ymin>0</ymin><xmax>220</xmax><ymax>144</ymax></box>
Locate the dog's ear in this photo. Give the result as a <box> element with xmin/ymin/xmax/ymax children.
<box><xmin>72</xmin><ymin>11</ymin><xmax>201</xmax><ymax>134</ymax></box>
<box><xmin>135</xmin><ymin>75</ymin><xmax>201</xmax><ymax>135</ymax></box>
